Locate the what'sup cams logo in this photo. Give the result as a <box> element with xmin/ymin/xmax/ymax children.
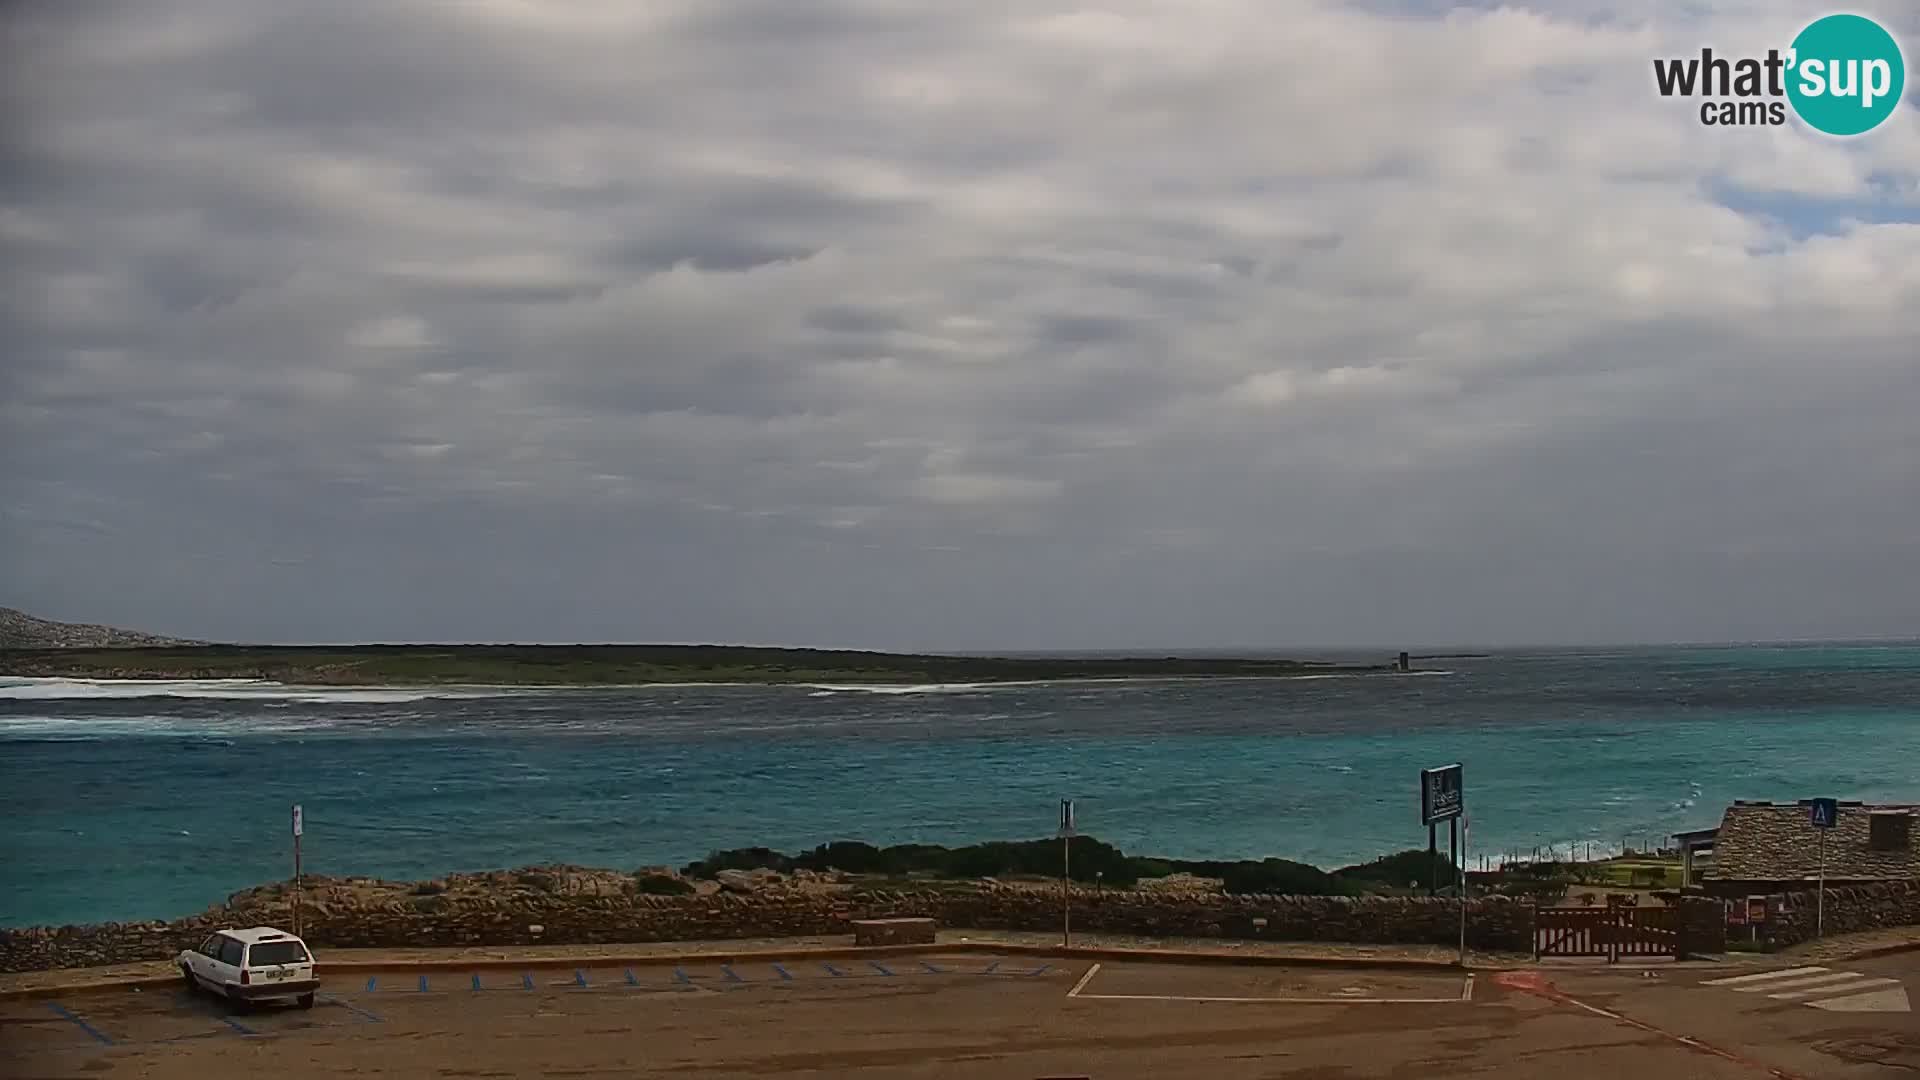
<box><xmin>1654</xmin><ymin>13</ymin><xmax>1906</xmax><ymax>135</ymax></box>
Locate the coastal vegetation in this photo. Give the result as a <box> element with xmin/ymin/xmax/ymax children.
<box><xmin>682</xmin><ymin>837</ymin><xmax>1458</xmax><ymax>896</ymax></box>
<box><xmin>679</xmin><ymin>836</ymin><xmax>1688</xmax><ymax>903</ymax></box>
<box><xmin>0</xmin><ymin>643</ymin><xmax>1387</xmax><ymax>685</ymax></box>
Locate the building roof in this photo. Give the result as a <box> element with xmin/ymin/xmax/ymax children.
<box><xmin>1707</xmin><ymin>801</ymin><xmax>1920</xmax><ymax>883</ymax></box>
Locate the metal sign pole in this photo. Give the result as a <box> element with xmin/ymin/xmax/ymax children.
<box><xmin>1808</xmin><ymin>797</ymin><xmax>1835</xmax><ymax>939</ymax></box>
<box><xmin>1062</xmin><ymin>832</ymin><xmax>1071</xmax><ymax>948</ymax></box>
<box><xmin>1458</xmin><ymin>816</ymin><xmax>1469</xmax><ymax>965</ymax></box>
<box><xmin>291</xmin><ymin>804</ymin><xmax>304</xmax><ymax>938</ymax></box>
<box><xmin>1449</xmin><ymin>818</ymin><xmax>1458</xmax><ymax>894</ymax></box>
<box><xmin>1427</xmin><ymin>823</ymin><xmax>1437</xmax><ymax>897</ymax></box>
<box><xmin>1059</xmin><ymin>799</ymin><xmax>1074</xmax><ymax>949</ymax></box>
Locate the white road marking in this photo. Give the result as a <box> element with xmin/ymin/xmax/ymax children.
<box><xmin>1809</xmin><ymin>985</ymin><xmax>1911</xmax><ymax>1013</ymax></box>
<box><xmin>1069</xmin><ymin>974</ymin><xmax>1473</xmax><ymax>1005</ymax></box>
<box><xmin>1735</xmin><ymin>971</ymin><xmax>1873</xmax><ymax>993</ymax></box>
<box><xmin>1063</xmin><ymin>961</ymin><xmax>1469</xmax><ymax>1004</ymax></box>
<box><xmin>1699</xmin><ymin>966</ymin><xmax>1826</xmax><ymax>986</ymax></box>
<box><xmin>1066</xmin><ymin>964</ymin><xmax>1102</xmax><ymax>998</ymax></box>
<box><xmin>1700</xmin><ymin>964</ymin><xmax>1911</xmax><ymax>1013</ymax></box>
<box><xmin>1769</xmin><ymin>977</ymin><xmax>1899</xmax><ymax>1000</ymax></box>
<box><xmin>1070</xmin><ymin>993</ymin><xmax>1467</xmax><ymax>1004</ymax></box>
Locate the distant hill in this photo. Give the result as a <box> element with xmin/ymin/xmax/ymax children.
<box><xmin>0</xmin><ymin>640</ymin><xmax>1387</xmax><ymax>685</ymax></box>
<box><xmin>0</xmin><ymin>607</ymin><xmax>204</xmax><ymax>649</ymax></box>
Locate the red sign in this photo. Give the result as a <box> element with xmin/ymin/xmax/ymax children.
<box><xmin>1746</xmin><ymin>897</ymin><xmax>1768</xmax><ymax>924</ymax></box>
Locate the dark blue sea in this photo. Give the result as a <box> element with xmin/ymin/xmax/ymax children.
<box><xmin>3</xmin><ymin>644</ymin><xmax>1916</xmax><ymax>928</ymax></box>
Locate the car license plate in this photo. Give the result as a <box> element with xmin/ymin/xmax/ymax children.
<box><xmin>268</xmin><ymin>970</ymin><xmax>289</xmax><ymax>980</ymax></box>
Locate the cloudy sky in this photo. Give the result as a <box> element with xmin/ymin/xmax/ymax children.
<box><xmin>4</xmin><ymin>1</ymin><xmax>1917</xmax><ymax>650</ymax></box>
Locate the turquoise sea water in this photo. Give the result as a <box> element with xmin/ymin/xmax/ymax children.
<box><xmin>2</xmin><ymin>644</ymin><xmax>1916</xmax><ymax>927</ymax></box>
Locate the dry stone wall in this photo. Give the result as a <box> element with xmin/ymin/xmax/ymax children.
<box><xmin>1764</xmin><ymin>880</ymin><xmax>1920</xmax><ymax>948</ymax></box>
<box><xmin>0</xmin><ymin>874</ymin><xmax>1538</xmax><ymax>973</ymax></box>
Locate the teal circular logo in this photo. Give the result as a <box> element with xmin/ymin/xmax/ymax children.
<box><xmin>1787</xmin><ymin>14</ymin><xmax>1906</xmax><ymax>136</ymax></box>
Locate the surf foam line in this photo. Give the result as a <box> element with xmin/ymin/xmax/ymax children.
<box><xmin>0</xmin><ymin>677</ymin><xmax>518</xmax><ymax>703</ymax></box>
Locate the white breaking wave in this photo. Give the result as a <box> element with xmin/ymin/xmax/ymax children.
<box><xmin>0</xmin><ymin>677</ymin><xmax>514</xmax><ymax>704</ymax></box>
<box><xmin>0</xmin><ymin>712</ymin><xmax>393</xmax><ymax>737</ymax></box>
<box><xmin>801</xmin><ymin>682</ymin><xmax>1000</xmax><ymax>694</ymax></box>
<box><xmin>793</xmin><ymin>673</ymin><xmax>1412</xmax><ymax>693</ymax></box>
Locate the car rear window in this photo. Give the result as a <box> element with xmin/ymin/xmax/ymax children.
<box><xmin>246</xmin><ymin>941</ymin><xmax>309</xmax><ymax>966</ymax></box>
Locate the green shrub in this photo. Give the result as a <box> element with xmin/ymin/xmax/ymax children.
<box><xmin>633</xmin><ymin>873</ymin><xmax>695</xmax><ymax>896</ymax></box>
<box><xmin>1220</xmin><ymin>858</ymin><xmax>1347</xmax><ymax>896</ymax></box>
<box><xmin>682</xmin><ymin>847</ymin><xmax>791</xmax><ymax>878</ymax></box>
<box><xmin>1332</xmin><ymin>849</ymin><xmax>1459</xmax><ymax>889</ymax></box>
<box><xmin>1127</xmin><ymin>858</ymin><xmax>1179</xmax><ymax>880</ymax></box>
<box><xmin>793</xmin><ymin>841</ymin><xmax>892</xmax><ymax>875</ymax></box>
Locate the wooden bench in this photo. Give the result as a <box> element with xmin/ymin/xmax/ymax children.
<box><xmin>853</xmin><ymin>917</ymin><xmax>936</xmax><ymax>947</ymax></box>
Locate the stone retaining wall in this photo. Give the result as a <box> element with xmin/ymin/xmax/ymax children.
<box><xmin>1764</xmin><ymin>880</ymin><xmax>1920</xmax><ymax>948</ymax></box>
<box><xmin>0</xmin><ymin>886</ymin><xmax>1536</xmax><ymax>973</ymax></box>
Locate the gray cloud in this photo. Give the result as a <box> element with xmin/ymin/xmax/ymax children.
<box><xmin>3</xmin><ymin>0</ymin><xmax>1918</xmax><ymax>649</ymax></box>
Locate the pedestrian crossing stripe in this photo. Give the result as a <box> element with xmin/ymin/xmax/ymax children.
<box><xmin>1810</xmin><ymin>986</ymin><xmax>1911</xmax><ymax>1012</ymax></box>
<box><xmin>1700</xmin><ymin>966</ymin><xmax>1824</xmax><ymax>985</ymax></box>
<box><xmin>1767</xmin><ymin>976</ymin><xmax>1895</xmax><ymax>999</ymax></box>
<box><xmin>1699</xmin><ymin>966</ymin><xmax>1909</xmax><ymax>1013</ymax></box>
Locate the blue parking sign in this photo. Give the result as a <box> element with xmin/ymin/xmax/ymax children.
<box><xmin>1809</xmin><ymin>797</ymin><xmax>1838</xmax><ymax>829</ymax></box>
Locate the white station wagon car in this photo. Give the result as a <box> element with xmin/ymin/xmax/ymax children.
<box><xmin>178</xmin><ymin>927</ymin><xmax>320</xmax><ymax>1008</ymax></box>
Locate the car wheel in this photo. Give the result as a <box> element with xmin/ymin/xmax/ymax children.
<box><xmin>180</xmin><ymin>965</ymin><xmax>197</xmax><ymax>991</ymax></box>
<box><xmin>297</xmin><ymin>993</ymin><xmax>315</xmax><ymax>1010</ymax></box>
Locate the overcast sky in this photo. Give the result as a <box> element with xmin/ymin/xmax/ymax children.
<box><xmin>3</xmin><ymin>1</ymin><xmax>1918</xmax><ymax>651</ymax></box>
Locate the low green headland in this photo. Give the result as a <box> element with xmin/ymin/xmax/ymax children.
<box><xmin>680</xmin><ymin>836</ymin><xmax>1680</xmax><ymax>900</ymax></box>
<box><xmin>0</xmin><ymin>643</ymin><xmax>1389</xmax><ymax>686</ymax></box>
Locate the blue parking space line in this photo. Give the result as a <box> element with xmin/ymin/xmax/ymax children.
<box><xmin>575</xmin><ymin>969</ymin><xmax>589</xmax><ymax>988</ymax></box>
<box><xmin>47</xmin><ymin>1003</ymin><xmax>115</xmax><ymax>1046</ymax></box>
<box><xmin>366</xmin><ymin>976</ymin><xmax>377</xmax><ymax>992</ymax></box>
<box><xmin>151</xmin><ymin>1031</ymin><xmax>224</xmax><ymax>1045</ymax></box>
<box><xmin>720</xmin><ymin>964</ymin><xmax>744</xmax><ymax>983</ymax></box>
<box><xmin>1028</xmin><ymin>964</ymin><xmax>1052</xmax><ymax>977</ymax></box>
<box><xmin>772</xmin><ymin>963</ymin><xmax>794</xmax><ymax>981</ymax></box>
<box><xmin>821</xmin><ymin>962</ymin><xmax>847</xmax><ymax>978</ymax></box>
<box><xmin>321</xmin><ymin>995</ymin><xmax>384</xmax><ymax>1023</ymax></box>
<box><xmin>625</xmin><ymin>968</ymin><xmax>638</xmax><ymax>986</ymax></box>
<box><xmin>522</xmin><ymin>974</ymin><xmax>535</xmax><ymax>990</ymax></box>
<box><xmin>418</xmin><ymin>975</ymin><xmax>429</xmax><ymax>993</ymax></box>
<box><xmin>220</xmin><ymin>1015</ymin><xmax>258</xmax><ymax>1037</ymax></box>
<box><xmin>868</xmin><ymin>961</ymin><xmax>896</xmax><ymax>977</ymax></box>
<box><xmin>920</xmin><ymin>961</ymin><xmax>944</xmax><ymax>974</ymax></box>
<box><xmin>673</xmin><ymin>966</ymin><xmax>691</xmax><ymax>985</ymax></box>
<box><xmin>982</xmin><ymin>961</ymin><xmax>1000</xmax><ymax>975</ymax></box>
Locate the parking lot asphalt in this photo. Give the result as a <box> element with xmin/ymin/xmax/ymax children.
<box><xmin>3</xmin><ymin>951</ymin><xmax>1910</xmax><ymax>1078</ymax></box>
<box><xmin>1535</xmin><ymin>949</ymin><xmax>1918</xmax><ymax>1079</ymax></box>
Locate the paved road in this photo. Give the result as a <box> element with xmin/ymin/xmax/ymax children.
<box><xmin>1539</xmin><ymin>950</ymin><xmax>1917</xmax><ymax>1078</ymax></box>
<box><xmin>3</xmin><ymin>951</ymin><xmax>1911</xmax><ymax>1077</ymax></box>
